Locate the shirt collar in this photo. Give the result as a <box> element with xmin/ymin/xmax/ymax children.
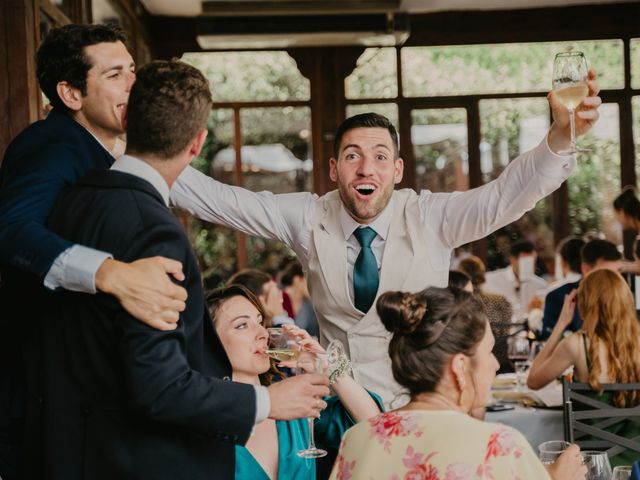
<box><xmin>339</xmin><ymin>194</ymin><xmax>395</xmax><ymax>241</ymax></box>
<box><xmin>111</xmin><ymin>155</ymin><xmax>171</xmax><ymax>206</ymax></box>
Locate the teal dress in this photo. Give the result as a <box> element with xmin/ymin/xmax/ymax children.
<box><xmin>235</xmin><ymin>393</ymin><xmax>383</xmax><ymax>480</ymax></box>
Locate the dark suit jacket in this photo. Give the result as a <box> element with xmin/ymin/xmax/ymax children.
<box><xmin>44</xmin><ymin>170</ymin><xmax>256</xmax><ymax>479</ymax></box>
<box><xmin>540</xmin><ymin>280</ymin><xmax>582</xmax><ymax>340</ymax></box>
<box><xmin>0</xmin><ymin>109</ymin><xmax>115</xmax><ymax>479</ymax></box>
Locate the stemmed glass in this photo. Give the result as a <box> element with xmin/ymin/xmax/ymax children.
<box><xmin>507</xmin><ymin>336</ymin><xmax>530</xmax><ymax>364</ymax></box>
<box><xmin>295</xmin><ymin>339</ymin><xmax>345</xmax><ymax>459</ymax></box>
<box><xmin>552</xmin><ymin>51</ymin><xmax>590</xmax><ymax>154</ymax></box>
<box><xmin>581</xmin><ymin>451</ymin><xmax>613</xmax><ymax>480</ymax></box>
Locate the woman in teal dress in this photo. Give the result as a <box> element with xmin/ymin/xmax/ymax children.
<box><xmin>528</xmin><ymin>269</ymin><xmax>640</xmax><ymax>466</ymax></box>
<box><xmin>207</xmin><ymin>285</ymin><xmax>383</xmax><ymax>480</ymax></box>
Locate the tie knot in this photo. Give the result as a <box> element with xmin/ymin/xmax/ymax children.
<box><xmin>354</xmin><ymin>227</ymin><xmax>376</xmax><ymax>248</ymax></box>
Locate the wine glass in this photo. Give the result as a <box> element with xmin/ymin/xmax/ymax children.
<box><xmin>581</xmin><ymin>451</ymin><xmax>613</xmax><ymax>480</ymax></box>
<box><xmin>296</xmin><ymin>351</ymin><xmax>329</xmax><ymax>458</ymax></box>
<box><xmin>265</xmin><ymin>327</ymin><xmax>300</xmax><ymax>362</ymax></box>
<box><xmin>538</xmin><ymin>440</ymin><xmax>571</xmax><ymax>465</ymax></box>
<box><xmin>295</xmin><ymin>339</ymin><xmax>346</xmax><ymax>459</ymax></box>
<box><xmin>612</xmin><ymin>466</ymin><xmax>632</xmax><ymax>480</ymax></box>
<box><xmin>552</xmin><ymin>51</ymin><xmax>590</xmax><ymax>154</ymax></box>
<box><xmin>507</xmin><ymin>336</ymin><xmax>530</xmax><ymax>365</ymax></box>
<box><xmin>528</xmin><ymin>341</ymin><xmax>546</xmax><ymax>363</ymax></box>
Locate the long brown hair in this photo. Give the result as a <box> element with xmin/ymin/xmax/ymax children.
<box><xmin>578</xmin><ymin>269</ymin><xmax>640</xmax><ymax>406</ymax></box>
<box><xmin>206</xmin><ymin>284</ymin><xmax>283</xmax><ymax>386</ymax></box>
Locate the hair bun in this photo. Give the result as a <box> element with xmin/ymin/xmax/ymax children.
<box><xmin>377</xmin><ymin>291</ymin><xmax>427</xmax><ymax>335</ymax></box>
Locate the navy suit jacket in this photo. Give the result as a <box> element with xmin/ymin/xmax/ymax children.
<box><xmin>540</xmin><ymin>280</ymin><xmax>582</xmax><ymax>340</ymax></box>
<box><xmin>44</xmin><ymin>170</ymin><xmax>255</xmax><ymax>479</ymax></box>
<box><xmin>0</xmin><ymin>109</ymin><xmax>114</xmax><ymax>478</ymax></box>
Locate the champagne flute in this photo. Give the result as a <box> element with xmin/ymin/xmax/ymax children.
<box><xmin>296</xmin><ymin>351</ymin><xmax>329</xmax><ymax>459</ymax></box>
<box><xmin>581</xmin><ymin>451</ymin><xmax>613</xmax><ymax>480</ymax></box>
<box><xmin>612</xmin><ymin>466</ymin><xmax>632</xmax><ymax>480</ymax></box>
<box><xmin>295</xmin><ymin>339</ymin><xmax>346</xmax><ymax>459</ymax></box>
<box><xmin>552</xmin><ymin>51</ymin><xmax>590</xmax><ymax>154</ymax></box>
<box><xmin>265</xmin><ymin>327</ymin><xmax>300</xmax><ymax>362</ymax></box>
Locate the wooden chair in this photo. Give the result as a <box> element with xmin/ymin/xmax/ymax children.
<box><xmin>562</xmin><ymin>379</ymin><xmax>640</xmax><ymax>460</ymax></box>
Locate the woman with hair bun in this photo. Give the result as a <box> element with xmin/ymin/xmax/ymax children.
<box><xmin>330</xmin><ymin>286</ymin><xmax>585</xmax><ymax>480</ymax></box>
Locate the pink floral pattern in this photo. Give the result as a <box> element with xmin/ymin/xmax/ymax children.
<box><xmin>369</xmin><ymin>412</ymin><xmax>424</xmax><ymax>453</ymax></box>
<box><xmin>333</xmin><ymin>451</ymin><xmax>356</xmax><ymax>480</ymax></box>
<box><xmin>329</xmin><ymin>411</ymin><xmax>551</xmax><ymax>480</ymax></box>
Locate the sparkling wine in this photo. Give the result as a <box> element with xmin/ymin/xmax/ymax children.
<box><xmin>554</xmin><ymin>83</ymin><xmax>588</xmax><ymax>110</ymax></box>
<box><xmin>265</xmin><ymin>349</ymin><xmax>300</xmax><ymax>361</ymax></box>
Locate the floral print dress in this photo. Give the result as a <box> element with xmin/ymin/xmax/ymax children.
<box><xmin>329</xmin><ymin>410</ymin><xmax>551</xmax><ymax>480</ymax></box>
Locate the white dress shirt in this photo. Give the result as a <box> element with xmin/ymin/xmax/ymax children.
<box><xmin>483</xmin><ymin>266</ymin><xmax>549</xmax><ymax>317</ymax></box>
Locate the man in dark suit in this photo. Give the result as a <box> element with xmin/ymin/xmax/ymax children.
<box><xmin>43</xmin><ymin>59</ymin><xmax>329</xmax><ymax>479</ymax></box>
<box><xmin>541</xmin><ymin>238</ymin><xmax>622</xmax><ymax>339</ymax></box>
<box><xmin>0</xmin><ymin>25</ymin><xmax>187</xmax><ymax>478</ymax></box>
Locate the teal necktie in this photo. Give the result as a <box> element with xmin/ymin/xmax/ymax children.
<box><xmin>353</xmin><ymin>227</ymin><xmax>379</xmax><ymax>313</ymax></box>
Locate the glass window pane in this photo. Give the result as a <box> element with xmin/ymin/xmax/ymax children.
<box><xmin>480</xmin><ymin>98</ymin><xmax>550</xmax><ymax>183</ymax></box>
<box><xmin>632</xmin><ymin>39</ymin><xmax>640</xmax><ymax>89</ymax></box>
<box><xmin>346</xmin><ymin>103</ymin><xmax>399</xmax><ymax>127</ymax></box>
<box><xmin>479</xmin><ymin>98</ymin><xmax>554</xmax><ymax>273</ymax></box>
<box><xmin>237</xmin><ymin>106</ymin><xmax>311</xmax><ymax>272</ymax></box>
<box><xmin>232</xmin><ymin>106</ymin><xmax>312</xmax><ymax>193</ymax></box>
<box><xmin>345</xmin><ymin>47</ymin><xmax>397</xmax><ymax>99</ymax></box>
<box><xmin>569</xmin><ymin>103</ymin><xmax>621</xmax><ymax>243</ymax></box>
<box><xmin>411</xmin><ymin>108</ymin><xmax>468</xmax><ymax>192</ymax></box>
<box><xmin>634</xmin><ymin>96</ymin><xmax>640</xmax><ymax>181</ymax></box>
<box><xmin>182</xmin><ymin>52</ymin><xmax>310</xmax><ymax>102</ymax></box>
<box><xmin>402</xmin><ymin>39</ymin><xmax>623</xmax><ymax>97</ymax></box>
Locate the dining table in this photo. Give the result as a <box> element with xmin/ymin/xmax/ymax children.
<box><xmin>485</xmin><ymin>373</ymin><xmax>565</xmax><ymax>451</ymax></box>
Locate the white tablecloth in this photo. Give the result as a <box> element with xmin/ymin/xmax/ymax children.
<box><xmin>486</xmin><ymin>405</ymin><xmax>564</xmax><ymax>451</ymax></box>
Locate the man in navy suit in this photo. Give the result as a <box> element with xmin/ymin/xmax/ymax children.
<box><xmin>0</xmin><ymin>25</ymin><xmax>188</xmax><ymax>479</ymax></box>
<box><xmin>0</xmin><ymin>25</ymin><xmax>328</xmax><ymax>479</ymax></box>
<box><xmin>42</xmin><ymin>58</ymin><xmax>328</xmax><ymax>480</ymax></box>
<box><xmin>540</xmin><ymin>238</ymin><xmax>622</xmax><ymax>339</ymax></box>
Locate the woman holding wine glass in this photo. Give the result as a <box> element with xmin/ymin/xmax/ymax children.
<box><xmin>207</xmin><ymin>284</ymin><xmax>382</xmax><ymax>480</ymax></box>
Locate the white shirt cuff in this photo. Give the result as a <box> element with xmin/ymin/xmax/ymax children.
<box><xmin>253</xmin><ymin>385</ymin><xmax>271</xmax><ymax>425</ymax></box>
<box><xmin>43</xmin><ymin>245</ymin><xmax>112</xmax><ymax>293</ymax></box>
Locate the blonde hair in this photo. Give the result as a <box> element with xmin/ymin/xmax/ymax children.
<box><xmin>577</xmin><ymin>269</ymin><xmax>640</xmax><ymax>406</ymax></box>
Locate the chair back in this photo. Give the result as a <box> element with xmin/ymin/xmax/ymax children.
<box><xmin>562</xmin><ymin>378</ymin><xmax>640</xmax><ymax>459</ymax></box>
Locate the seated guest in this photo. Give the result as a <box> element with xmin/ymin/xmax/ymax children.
<box><xmin>540</xmin><ymin>238</ymin><xmax>622</xmax><ymax>339</ymax></box>
<box><xmin>330</xmin><ymin>287</ymin><xmax>585</xmax><ymax>480</ymax></box>
<box><xmin>228</xmin><ymin>269</ymin><xmax>295</xmax><ymax>327</ymax></box>
<box><xmin>459</xmin><ymin>256</ymin><xmax>514</xmax><ymax>372</ymax></box>
<box><xmin>539</xmin><ymin>236</ymin><xmax>585</xmax><ymax>339</ymax></box>
<box><xmin>281</xmin><ymin>260</ymin><xmax>319</xmax><ymax>338</ymax></box>
<box><xmin>528</xmin><ymin>269</ymin><xmax>640</xmax><ymax>466</ymax></box>
<box><xmin>484</xmin><ymin>239</ymin><xmax>548</xmax><ymax>317</ymax></box>
<box><xmin>614</xmin><ymin>185</ymin><xmax>640</xmax><ymax>233</ymax></box>
<box><xmin>447</xmin><ymin>269</ymin><xmax>473</xmax><ymax>292</ymax></box>
<box><xmin>207</xmin><ymin>285</ymin><xmax>382</xmax><ymax>480</ymax></box>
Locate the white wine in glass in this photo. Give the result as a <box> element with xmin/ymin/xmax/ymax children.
<box><xmin>266</xmin><ymin>327</ymin><xmax>300</xmax><ymax>362</ymax></box>
<box><xmin>552</xmin><ymin>51</ymin><xmax>590</xmax><ymax>154</ymax></box>
<box><xmin>264</xmin><ymin>348</ymin><xmax>300</xmax><ymax>362</ymax></box>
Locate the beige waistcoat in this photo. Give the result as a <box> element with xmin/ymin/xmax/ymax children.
<box><xmin>307</xmin><ymin>189</ymin><xmax>449</xmax><ymax>408</ymax></box>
